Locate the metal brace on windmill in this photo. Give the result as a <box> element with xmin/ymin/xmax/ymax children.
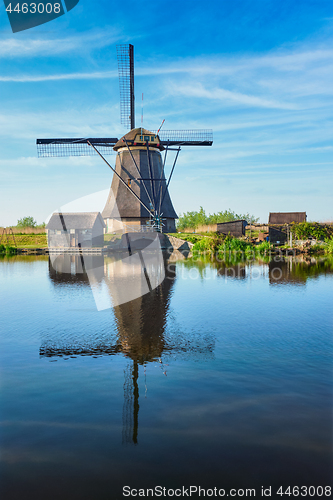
<box><xmin>37</xmin><ymin>44</ymin><xmax>213</xmax><ymax>233</ymax></box>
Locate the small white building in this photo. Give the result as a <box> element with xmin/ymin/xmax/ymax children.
<box><xmin>46</xmin><ymin>212</ymin><xmax>106</xmax><ymax>248</ymax></box>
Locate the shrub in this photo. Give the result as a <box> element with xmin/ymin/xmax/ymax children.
<box><xmin>291</xmin><ymin>222</ymin><xmax>332</xmax><ymax>241</ymax></box>
<box><xmin>324</xmin><ymin>237</ymin><xmax>333</xmax><ymax>255</ymax></box>
<box><xmin>0</xmin><ymin>244</ymin><xmax>17</xmax><ymax>255</ymax></box>
<box><xmin>5</xmin><ymin>245</ymin><xmax>17</xmax><ymax>255</ymax></box>
<box><xmin>256</xmin><ymin>241</ymin><xmax>273</xmax><ymax>255</ymax></box>
<box><xmin>177</xmin><ymin>207</ymin><xmax>259</xmax><ymax>230</ymax></box>
<box><xmin>192</xmin><ymin>237</ymin><xmax>217</xmax><ymax>254</ymax></box>
<box><xmin>17</xmin><ymin>216</ymin><xmax>37</xmax><ymax>228</ymax></box>
<box><xmin>217</xmin><ymin>235</ymin><xmax>254</xmax><ymax>261</ymax></box>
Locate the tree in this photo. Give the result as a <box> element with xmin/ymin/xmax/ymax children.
<box><xmin>177</xmin><ymin>208</ymin><xmax>259</xmax><ymax>230</ymax></box>
<box><xmin>17</xmin><ymin>216</ymin><xmax>37</xmax><ymax>228</ymax></box>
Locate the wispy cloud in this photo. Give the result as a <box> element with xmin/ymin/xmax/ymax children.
<box><xmin>168</xmin><ymin>82</ymin><xmax>299</xmax><ymax>110</ymax></box>
<box><xmin>0</xmin><ymin>29</ymin><xmax>121</xmax><ymax>58</ymax></box>
<box><xmin>0</xmin><ymin>71</ymin><xmax>117</xmax><ymax>82</ymax></box>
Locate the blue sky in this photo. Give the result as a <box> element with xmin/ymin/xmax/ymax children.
<box><xmin>0</xmin><ymin>0</ymin><xmax>332</xmax><ymax>225</ymax></box>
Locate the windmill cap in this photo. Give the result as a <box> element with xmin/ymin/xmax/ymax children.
<box><xmin>113</xmin><ymin>128</ymin><xmax>164</xmax><ymax>151</ymax></box>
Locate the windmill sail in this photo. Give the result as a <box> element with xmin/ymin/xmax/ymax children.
<box><xmin>36</xmin><ymin>130</ymin><xmax>213</xmax><ymax>157</ymax></box>
<box><xmin>117</xmin><ymin>44</ymin><xmax>135</xmax><ymax>130</ymax></box>
<box><xmin>36</xmin><ymin>44</ymin><xmax>213</xmax><ymax>233</ymax></box>
<box><xmin>155</xmin><ymin>129</ymin><xmax>213</xmax><ymax>146</ymax></box>
<box><xmin>36</xmin><ymin>138</ymin><xmax>118</xmax><ymax>157</ymax></box>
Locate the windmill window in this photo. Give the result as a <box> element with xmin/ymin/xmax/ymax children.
<box><xmin>144</xmin><ymin>136</ymin><xmax>150</xmax><ymax>141</ymax></box>
<box><xmin>151</xmin><ymin>136</ymin><xmax>155</xmax><ymax>141</ymax></box>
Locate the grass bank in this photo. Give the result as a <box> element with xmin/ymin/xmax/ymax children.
<box><xmin>9</xmin><ymin>234</ymin><xmax>48</xmax><ymax>248</ymax></box>
<box><xmin>173</xmin><ymin>232</ymin><xmax>333</xmax><ymax>258</ymax></box>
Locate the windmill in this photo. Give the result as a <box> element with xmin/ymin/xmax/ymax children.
<box><xmin>37</xmin><ymin>44</ymin><xmax>213</xmax><ymax>233</ymax></box>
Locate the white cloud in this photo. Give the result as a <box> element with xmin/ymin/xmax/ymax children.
<box><xmin>0</xmin><ymin>29</ymin><xmax>121</xmax><ymax>58</ymax></box>
<box><xmin>168</xmin><ymin>82</ymin><xmax>299</xmax><ymax>110</ymax></box>
<box><xmin>0</xmin><ymin>71</ymin><xmax>117</xmax><ymax>82</ymax></box>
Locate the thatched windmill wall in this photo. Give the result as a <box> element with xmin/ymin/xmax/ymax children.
<box><xmin>102</xmin><ymin>128</ymin><xmax>177</xmax><ymax>233</ymax></box>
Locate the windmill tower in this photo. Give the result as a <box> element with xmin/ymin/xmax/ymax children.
<box><xmin>37</xmin><ymin>44</ymin><xmax>213</xmax><ymax>233</ymax></box>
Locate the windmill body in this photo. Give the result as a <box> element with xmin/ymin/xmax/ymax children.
<box><xmin>37</xmin><ymin>44</ymin><xmax>212</xmax><ymax>235</ymax></box>
<box><xmin>102</xmin><ymin>128</ymin><xmax>177</xmax><ymax>233</ymax></box>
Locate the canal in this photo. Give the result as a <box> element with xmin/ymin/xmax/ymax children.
<box><xmin>0</xmin><ymin>254</ymin><xmax>332</xmax><ymax>499</ymax></box>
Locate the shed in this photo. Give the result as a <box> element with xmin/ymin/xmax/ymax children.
<box><xmin>216</xmin><ymin>220</ymin><xmax>247</xmax><ymax>237</ymax></box>
<box><xmin>46</xmin><ymin>212</ymin><xmax>106</xmax><ymax>248</ymax></box>
<box><xmin>268</xmin><ymin>227</ymin><xmax>287</xmax><ymax>245</ymax></box>
<box><xmin>268</xmin><ymin>212</ymin><xmax>306</xmax><ymax>224</ymax></box>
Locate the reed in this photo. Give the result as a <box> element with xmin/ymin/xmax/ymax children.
<box><xmin>0</xmin><ymin>227</ymin><xmax>47</xmax><ymax>235</ymax></box>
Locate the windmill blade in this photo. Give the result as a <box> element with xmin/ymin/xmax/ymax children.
<box><xmin>36</xmin><ymin>138</ymin><xmax>118</xmax><ymax>157</ymax></box>
<box><xmin>155</xmin><ymin>129</ymin><xmax>213</xmax><ymax>146</ymax></box>
<box><xmin>117</xmin><ymin>44</ymin><xmax>135</xmax><ymax>130</ymax></box>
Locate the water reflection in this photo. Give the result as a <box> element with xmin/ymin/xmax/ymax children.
<box><xmin>43</xmin><ymin>252</ymin><xmax>333</xmax><ymax>446</ymax></box>
<box><xmin>180</xmin><ymin>254</ymin><xmax>333</xmax><ymax>285</ymax></box>
<box><xmin>43</xmin><ymin>253</ymin><xmax>215</xmax><ymax>445</ymax></box>
<box><xmin>1</xmin><ymin>253</ymin><xmax>332</xmax><ymax>496</ymax></box>
<box><xmin>268</xmin><ymin>256</ymin><xmax>333</xmax><ymax>286</ymax></box>
<box><xmin>216</xmin><ymin>262</ymin><xmax>246</xmax><ymax>279</ymax></box>
<box><xmin>48</xmin><ymin>254</ymin><xmax>104</xmax><ymax>286</ymax></box>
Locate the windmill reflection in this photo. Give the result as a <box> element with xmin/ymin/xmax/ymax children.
<box><xmin>44</xmin><ymin>253</ymin><xmax>214</xmax><ymax>445</ymax></box>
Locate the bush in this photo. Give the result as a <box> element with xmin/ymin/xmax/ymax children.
<box><xmin>0</xmin><ymin>244</ymin><xmax>17</xmax><ymax>255</ymax></box>
<box><xmin>192</xmin><ymin>237</ymin><xmax>217</xmax><ymax>254</ymax></box>
<box><xmin>17</xmin><ymin>216</ymin><xmax>37</xmax><ymax>228</ymax></box>
<box><xmin>217</xmin><ymin>235</ymin><xmax>254</xmax><ymax>261</ymax></box>
<box><xmin>291</xmin><ymin>222</ymin><xmax>332</xmax><ymax>241</ymax></box>
<box><xmin>256</xmin><ymin>241</ymin><xmax>273</xmax><ymax>255</ymax></box>
<box><xmin>5</xmin><ymin>245</ymin><xmax>17</xmax><ymax>255</ymax></box>
<box><xmin>177</xmin><ymin>207</ymin><xmax>259</xmax><ymax>230</ymax></box>
<box><xmin>324</xmin><ymin>237</ymin><xmax>333</xmax><ymax>255</ymax></box>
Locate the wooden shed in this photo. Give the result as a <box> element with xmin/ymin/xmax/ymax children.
<box><xmin>268</xmin><ymin>227</ymin><xmax>288</xmax><ymax>244</ymax></box>
<box><xmin>46</xmin><ymin>212</ymin><xmax>106</xmax><ymax>248</ymax></box>
<box><xmin>216</xmin><ymin>220</ymin><xmax>247</xmax><ymax>237</ymax></box>
<box><xmin>268</xmin><ymin>212</ymin><xmax>306</xmax><ymax>224</ymax></box>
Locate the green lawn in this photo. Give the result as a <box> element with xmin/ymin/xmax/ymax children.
<box><xmin>6</xmin><ymin>234</ymin><xmax>48</xmax><ymax>248</ymax></box>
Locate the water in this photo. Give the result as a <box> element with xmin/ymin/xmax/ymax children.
<box><xmin>0</xmin><ymin>254</ymin><xmax>332</xmax><ymax>499</ymax></box>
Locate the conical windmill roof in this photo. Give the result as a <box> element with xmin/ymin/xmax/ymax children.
<box><xmin>113</xmin><ymin>128</ymin><xmax>164</xmax><ymax>151</ymax></box>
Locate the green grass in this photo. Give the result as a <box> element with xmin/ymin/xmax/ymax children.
<box><xmin>168</xmin><ymin>232</ymin><xmax>208</xmax><ymax>244</ymax></box>
<box><xmin>104</xmin><ymin>234</ymin><xmax>122</xmax><ymax>243</ymax></box>
<box><xmin>5</xmin><ymin>234</ymin><xmax>48</xmax><ymax>248</ymax></box>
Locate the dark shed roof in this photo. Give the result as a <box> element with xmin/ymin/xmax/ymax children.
<box><xmin>269</xmin><ymin>212</ymin><xmax>306</xmax><ymax>224</ymax></box>
<box><xmin>46</xmin><ymin>212</ymin><xmax>106</xmax><ymax>230</ymax></box>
